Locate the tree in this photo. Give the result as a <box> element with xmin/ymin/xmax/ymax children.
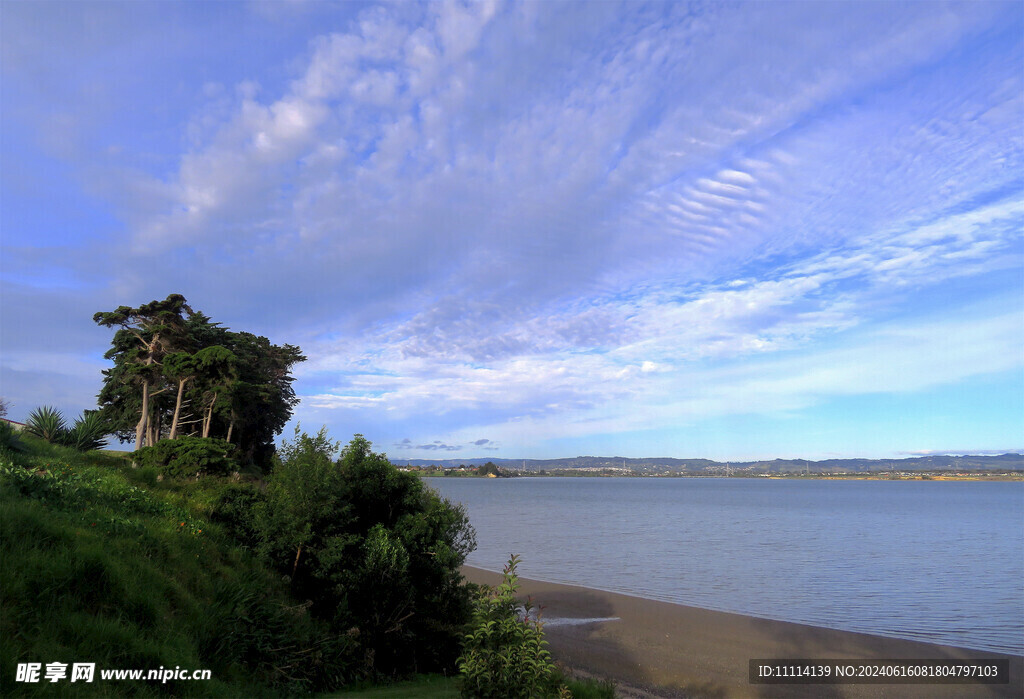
<box><xmin>95</xmin><ymin>296</ymin><xmax>304</xmax><ymax>467</ymax></box>
<box><xmin>254</xmin><ymin>431</ymin><xmax>476</xmax><ymax>678</ymax></box>
<box><xmin>476</xmin><ymin>462</ymin><xmax>500</xmax><ymax>477</ymax></box>
<box><xmin>162</xmin><ymin>351</ymin><xmax>197</xmax><ymax>441</ymax></box>
<box><xmin>225</xmin><ymin>332</ymin><xmax>304</xmax><ymax>464</ymax></box>
<box><xmin>254</xmin><ymin>426</ymin><xmax>348</xmax><ymax>586</ymax></box>
<box><xmin>93</xmin><ymin>294</ymin><xmax>192</xmax><ymax>450</ymax></box>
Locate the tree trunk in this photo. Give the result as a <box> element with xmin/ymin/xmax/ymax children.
<box><xmin>225</xmin><ymin>419</ymin><xmax>234</xmax><ymax>444</ymax></box>
<box><xmin>134</xmin><ymin>346</ymin><xmax>159</xmax><ymax>451</ymax></box>
<box><xmin>134</xmin><ymin>380</ymin><xmax>149</xmax><ymax>451</ymax></box>
<box><xmin>169</xmin><ymin>378</ymin><xmax>189</xmax><ymax>439</ymax></box>
<box><xmin>202</xmin><ymin>392</ymin><xmax>217</xmax><ymax>439</ymax></box>
<box><xmin>292</xmin><ymin>544</ymin><xmax>303</xmax><ymax>578</ymax></box>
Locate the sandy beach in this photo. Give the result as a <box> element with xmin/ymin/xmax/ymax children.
<box><xmin>461</xmin><ymin>566</ymin><xmax>1023</xmax><ymax>699</ymax></box>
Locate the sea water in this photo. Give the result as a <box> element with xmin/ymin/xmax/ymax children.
<box><xmin>425</xmin><ymin>477</ymin><xmax>1024</xmax><ymax>655</ymax></box>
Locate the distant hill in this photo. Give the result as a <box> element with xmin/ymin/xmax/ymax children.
<box><xmin>395</xmin><ymin>453</ymin><xmax>1024</xmax><ymax>474</ymax></box>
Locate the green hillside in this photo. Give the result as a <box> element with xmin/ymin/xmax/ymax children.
<box><xmin>0</xmin><ymin>430</ymin><xmax>471</xmax><ymax>697</ymax></box>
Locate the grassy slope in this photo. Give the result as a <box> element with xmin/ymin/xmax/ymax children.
<box><xmin>330</xmin><ymin>674</ymin><xmax>459</xmax><ymax>698</ymax></box>
<box><xmin>1</xmin><ymin>436</ymin><xmax>615</xmax><ymax>699</ymax></box>
<box><xmin>329</xmin><ymin>673</ymin><xmax>615</xmax><ymax>698</ymax></box>
<box><xmin>0</xmin><ymin>437</ymin><xmax>339</xmax><ymax>697</ymax></box>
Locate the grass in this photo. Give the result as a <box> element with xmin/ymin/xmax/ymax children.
<box><xmin>329</xmin><ymin>674</ymin><xmax>459</xmax><ymax>697</ymax></box>
<box><xmin>1</xmin><ymin>435</ymin><xmax>620</xmax><ymax>698</ymax></box>
<box><xmin>0</xmin><ymin>436</ymin><xmax>342</xmax><ymax>697</ymax></box>
<box><xmin>562</xmin><ymin>674</ymin><xmax>617</xmax><ymax>699</ymax></box>
<box><xmin>326</xmin><ymin>670</ymin><xmax>616</xmax><ymax>698</ymax></box>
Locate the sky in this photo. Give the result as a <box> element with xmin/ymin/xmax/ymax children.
<box><xmin>1</xmin><ymin>0</ymin><xmax>1022</xmax><ymax>462</ymax></box>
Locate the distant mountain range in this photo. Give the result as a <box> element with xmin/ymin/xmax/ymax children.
<box><xmin>394</xmin><ymin>453</ymin><xmax>1024</xmax><ymax>474</ymax></box>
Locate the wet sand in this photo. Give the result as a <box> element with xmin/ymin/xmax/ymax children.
<box><xmin>461</xmin><ymin>566</ymin><xmax>1023</xmax><ymax>699</ymax></box>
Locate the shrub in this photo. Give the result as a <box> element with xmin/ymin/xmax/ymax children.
<box><xmin>136</xmin><ymin>436</ymin><xmax>239</xmax><ymax>479</ymax></box>
<box><xmin>0</xmin><ymin>420</ymin><xmax>23</xmax><ymax>457</ymax></box>
<box><xmin>23</xmin><ymin>406</ymin><xmax>68</xmax><ymax>443</ymax></box>
<box><xmin>0</xmin><ymin>450</ymin><xmax>348</xmax><ymax>696</ymax></box>
<box><xmin>21</xmin><ymin>406</ymin><xmax>110</xmax><ymax>452</ymax></box>
<box><xmin>210</xmin><ymin>483</ymin><xmax>265</xmax><ymax>550</ymax></box>
<box><xmin>254</xmin><ymin>429</ymin><xmax>477</xmax><ymax>680</ymax></box>
<box><xmin>63</xmin><ymin>409</ymin><xmax>110</xmax><ymax>451</ymax></box>
<box><xmin>458</xmin><ymin>555</ymin><xmax>567</xmax><ymax>699</ymax></box>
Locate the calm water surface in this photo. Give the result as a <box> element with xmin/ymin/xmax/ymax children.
<box><xmin>425</xmin><ymin>477</ymin><xmax>1024</xmax><ymax>655</ymax></box>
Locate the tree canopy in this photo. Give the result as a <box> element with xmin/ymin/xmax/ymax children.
<box><xmin>254</xmin><ymin>430</ymin><xmax>477</xmax><ymax>678</ymax></box>
<box><xmin>95</xmin><ymin>295</ymin><xmax>304</xmax><ymax>468</ymax></box>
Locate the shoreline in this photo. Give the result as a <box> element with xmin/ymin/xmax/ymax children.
<box><xmin>461</xmin><ymin>565</ymin><xmax>1023</xmax><ymax>698</ymax></box>
<box><xmin>422</xmin><ymin>473</ymin><xmax>1024</xmax><ymax>481</ymax></box>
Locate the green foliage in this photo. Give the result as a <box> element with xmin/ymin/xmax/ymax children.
<box><xmin>20</xmin><ymin>406</ymin><xmax>109</xmax><ymax>452</ymax></box>
<box><xmin>254</xmin><ymin>430</ymin><xmax>476</xmax><ymax>680</ymax></box>
<box><xmin>198</xmin><ymin>573</ymin><xmax>358</xmax><ymax>693</ymax></box>
<box><xmin>3</xmin><ymin>423</ymin><xmax>482</xmax><ymax>694</ymax></box>
<box><xmin>0</xmin><ymin>440</ymin><xmax>353</xmax><ymax>696</ymax></box>
<box><xmin>336</xmin><ymin>673</ymin><xmax>612</xmax><ymax>699</ymax></box>
<box><xmin>63</xmin><ymin>409</ymin><xmax>110</xmax><ymax>451</ymax></box>
<box><xmin>557</xmin><ymin>673</ymin><xmax>616</xmax><ymax>699</ymax></box>
<box><xmin>0</xmin><ymin>461</ymin><xmax>200</xmax><ymax>530</ymax></box>
<box><xmin>254</xmin><ymin>425</ymin><xmax>344</xmax><ymax>573</ymax></box>
<box><xmin>457</xmin><ymin>555</ymin><xmax>566</xmax><ymax>699</ymax></box>
<box><xmin>0</xmin><ymin>419</ymin><xmax>24</xmax><ymax>457</ymax></box>
<box><xmin>136</xmin><ymin>436</ymin><xmax>239</xmax><ymax>479</ymax></box>
<box><xmin>476</xmin><ymin>462</ymin><xmax>501</xmax><ymax>477</ymax></box>
<box><xmin>24</xmin><ymin>405</ymin><xmax>68</xmax><ymax>443</ymax></box>
<box><xmin>95</xmin><ymin>296</ymin><xmax>305</xmax><ymax>466</ymax></box>
<box><xmin>339</xmin><ymin>674</ymin><xmax>460</xmax><ymax>697</ymax></box>
<box><xmin>210</xmin><ymin>482</ymin><xmax>265</xmax><ymax>550</ymax></box>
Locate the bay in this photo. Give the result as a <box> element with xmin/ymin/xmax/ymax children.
<box><xmin>425</xmin><ymin>477</ymin><xmax>1024</xmax><ymax>655</ymax></box>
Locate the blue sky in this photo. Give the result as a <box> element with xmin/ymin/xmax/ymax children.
<box><xmin>2</xmin><ymin>1</ymin><xmax>1021</xmax><ymax>461</ymax></box>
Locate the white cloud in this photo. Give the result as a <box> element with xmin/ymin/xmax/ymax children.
<box><xmin>4</xmin><ymin>1</ymin><xmax>1022</xmax><ymax>458</ymax></box>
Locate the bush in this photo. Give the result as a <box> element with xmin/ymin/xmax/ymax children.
<box><xmin>63</xmin><ymin>410</ymin><xmax>110</xmax><ymax>451</ymax></box>
<box><xmin>0</xmin><ymin>451</ymin><xmax>351</xmax><ymax>696</ymax></box>
<box><xmin>210</xmin><ymin>483</ymin><xmax>265</xmax><ymax>550</ymax></box>
<box><xmin>254</xmin><ymin>429</ymin><xmax>477</xmax><ymax>680</ymax></box>
<box><xmin>458</xmin><ymin>555</ymin><xmax>567</xmax><ymax>699</ymax></box>
<box><xmin>0</xmin><ymin>420</ymin><xmax>23</xmax><ymax>457</ymax></box>
<box><xmin>23</xmin><ymin>406</ymin><xmax>67</xmax><ymax>443</ymax></box>
<box><xmin>21</xmin><ymin>406</ymin><xmax>110</xmax><ymax>452</ymax></box>
<box><xmin>136</xmin><ymin>436</ymin><xmax>239</xmax><ymax>479</ymax></box>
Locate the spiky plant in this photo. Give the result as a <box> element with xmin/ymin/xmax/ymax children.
<box><xmin>24</xmin><ymin>406</ymin><xmax>68</xmax><ymax>443</ymax></box>
<box><xmin>63</xmin><ymin>410</ymin><xmax>109</xmax><ymax>452</ymax></box>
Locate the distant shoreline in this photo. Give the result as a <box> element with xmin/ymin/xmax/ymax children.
<box><xmin>421</xmin><ymin>472</ymin><xmax>1024</xmax><ymax>481</ymax></box>
<box><xmin>461</xmin><ymin>566</ymin><xmax>1024</xmax><ymax>698</ymax></box>
<box><xmin>404</xmin><ymin>452</ymin><xmax>1024</xmax><ymax>480</ymax></box>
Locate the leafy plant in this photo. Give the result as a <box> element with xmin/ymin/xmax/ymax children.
<box><xmin>135</xmin><ymin>436</ymin><xmax>239</xmax><ymax>479</ymax></box>
<box><xmin>457</xmin><ymin>555</ymin><xmax>567</xmax><ymax>698</ymax></box>
<box><xmin>63</xmin><ymin>410</ymin><xmax>110</xmax><ymax>451</ymax></box>
<box><xmin>254</xmin><ymin>430</ymin><xmax>476</xmax><ymax>679</ymax></box>
<box><xmin>24</xmin><ymin>405</ymin><xmax>68</xmax><ymax>443</ymax></box>
<box><xmin>0</xmin><ymin>419</ymin><xmax>24</xmax><ymax>456</ymax></box>
<box><xmin>209</xmin><ymin>482</ymin><xmax>264</xmax><ymax>549</ymax></box>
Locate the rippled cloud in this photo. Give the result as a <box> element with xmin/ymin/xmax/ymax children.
<box><xmin>2</xmin><ymin>1</ymin><xmax>1021</xmax><ymax>458</ymax></box>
